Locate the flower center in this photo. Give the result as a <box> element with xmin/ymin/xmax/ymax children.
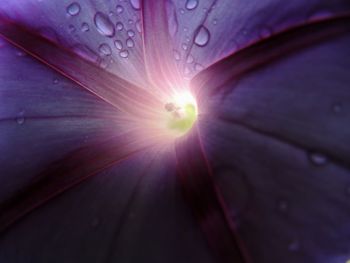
<box><xmin>163</xmin><ymin>91</ymin><xmax>197</xmax><ymax>137</ymax></box>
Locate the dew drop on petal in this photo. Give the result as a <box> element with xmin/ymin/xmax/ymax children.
<box><xmin>116</xmin><ymin>5</ymin><xmax>124</xmax><ymax>14</ymax></box>
<box><xmin>99</xmin><ymin>59</ymin><xmax>108</xmax><ymax>69</ymax></box>
<box><xmin>130</xmin><ymin>0</ymin><xmax>141</xmax><ymax>10</ymax></box>
<box><xmin>114</xmin><ymin>40</ymin><xmax>123</xmax><ymax>50</ymax></box>
<box><xmin>94</xmin><ymin>12</ymin><xmax>115</xmax><ymax>37</ymax></box>
<box><xmin>182</xmin><ymin>43</ymin><xmax>188</xmax><ymax>50</ymax></box>
<box><xmin>116</xmin><ymin>22</ymin><xmax>124</xmax><ymax>31</ymax></box>
<box><xmin>277</xmin><ymin>199</ymin><xmax>288</xmax><ymax>212</ymax></box>
<box><xmin>194</xmin><ymin>26</ymin><xmax>210</xmax><ymax>47</ymax></box>
<box><xmin>53</xmin><ymin>78</ymin><xmax>59</xmax><ymax>84</ymax></box>
<box><xmin>194</xmin><ymin>63</ymin><xmax>204</xmax><ymax>71</ymax></box>
<box><xmin>16</xmin><ymin>110</ymin><xmax>25</xmax><ymax>125</ymax></box>
<box><xmin>186</xmin><ymin>54</ymin><xmax>194</xmax><ymax>64</ymax></box>
<box><xmin>185</xmin><ymin>0</ymin><xmax>198</xmax><ymax>10</ymax></box>
<box><xmin>332</xmin><ymin>103</ymin><xmax>343</xmax><ymax>114</ymax></box>
<box><xmin>68</xmin><ymin>24</ymin><xmax>76</xmax><ymax>33</ymax></box>
<box><xmin>212</xmin><ymin>19</ymin><xmax>218</xmax><ymax>25</ymax></box>
<box><xmin>135</xmin><ymin>20</ymin><xmax>142</xmax><ymax>33</ymax></box>
<box><xmin>99</xmin><ymin>43</ymin><xmax>112</xmax><ymax>56</ymax></box>
<box><xmin>81</xmin><ymin>22</ymin><xmax>90</xmax><ymax>32</ymax></box>
<box><xmin>309</xmin><ymin>152</ymin><xmax>328</xmax><ymax>166</ymax></box>
<box><xmin>173</xmin><ymin>49</ymin><xmax>180</xmax><ymax>61</ymax></box>
<box><xmin>179</xmin><ymin>8</ymin><xmax>185</xmax><ymax>14</ymax></box>
<box><xmin>119</xmin><ymin>50</ymin><xmax>129</xmax><ymax>58</ymax></box>
<box><xmin>66</xmin><ymin>2</ymin><xmax>81</xmax><ymax>16</ymax></box>
<box><xmin>126</xmin><ymin>38</ymin><xmax>134</xmax><ymax>48</ymax></box>
<box><xmin>127</xmin><ymin>30</ymin><xmax>135</xmax><ymax>37</ymax></box>
<box><xmin>128</xmin><ymin>19</ymin><xmax>134</xmax><ymax>25</ymax></box>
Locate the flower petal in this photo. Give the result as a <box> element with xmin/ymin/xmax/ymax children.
<box><xmin>0</xmin><ymin>150</ymin><xmax>215</xmax><ymax>263</ymax></box>
<box><xmin>193</xmin><ymin>15</ymin><xmax>350</xmax><ymax>261</ymax></box>
<box><xmin>170</xmin><ymin>0</ymin><xmax>350</xmax><ymax>74</ymax></box>
<box><xmin>0</xmin><ymin>0</ymin><xmax>146</xmax><ymax>86</ymax></box>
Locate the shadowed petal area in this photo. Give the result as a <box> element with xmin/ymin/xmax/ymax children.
<box><xmin>193</xmin><ymin>15</ymin><xmax>350</xmax><ymax>262</ymax></box>
<box><xmin>175</xmin><ymin>127</ymin><xmax>249</xmax><ymax>263</ymax></box>
<box><xmin>0</xmin><ymin>0</ymin><xmax>146</xmax><ymax>86</ymax></box>
<box><xmin>169</xmin><ymin>0</ymin><xmax>350</xmax><ymax>75</ymax></box>
<box><xmin>0</xmin><ymin>150</ymin><xmax>215</xmax><ymax>263</ymax></box>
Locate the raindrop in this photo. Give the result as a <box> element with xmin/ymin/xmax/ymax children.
<box><xmin>179</xmin><ymin>8</ymin><xmax>185</xmax><ymax>14</ymax></box>
<box><xmin>130</xmin><ymin>0</ymin><xmax>141</xmax><ymax>10</ymax></box>
<box><xmin>194</xmin><ymin>63</ymin><xmax>204</xmax><ymax>71</ymax></box>
<box><xmin>277</xmin><ymin>199</ymin><xmax>288</xmax><ymax>212</ymax></box>
<box><xmin>81</xmin><ymin>22</ymin><xmax>90</xmax><ymax>32</ymax></box>
<box><xmin>184</xmin><ymin>66</ymin><xmax>191</xmax><ymax>75</ymax></box>
<box><xmin>68</xmin><ymin>24</ymin><xmax>76</xmax><ymax>33</ymax></box>
<box><xmin>212</xmin><ymin>19</ymin><xmax>218</xmax><ymax>25</ymax></box>
<box><xmin>126</xmin><ymin>38</ymin><xmax>134</xmax><ymax>48</ymax></box>
<box><xmin>185</xmin><ymin>0</ymin><xmax>198</xmax><ymax>10</ymax></box>
<box><xmin>99</xmin><ymin>59</ymin><xmax>108</xmax><ymax>69</ymax></box>
<box><xmin>116</xmin><ymin>5</ymin><xmax>124</xmax><ymax>14</ymax></box>
<box><xmin>182</xmin><ymin>43</ymin><xmax>188</xmax><ymax>50</ymax></box>
<box><xmin>99</xmin><ymin>43</ymin><xmax>112</xmax><ymax>56</ymax></box>
<box><xmin>94</xmin><ymin>12</ymin><xmax>115</xmax><ymax>37</ymax></box>
<box><xmin>128</xmin><ymin>19</ymin><xmax>134</xmax><ymax>25</ymax></box>
<box><xmin>119</xmin><ymin>50</ymin><xmax>129</xmax><ymax>58</ymax></box>
<box><xmin>332</xmin><ymin>103</ymin><xmax>342</xmax><ymax>114</ymax></box>
<box><xmin>66</xmin><ymin>2</ymin><xmax>81</xmax><ymax>16</ymax></box>
<box><xmin>90</xmin><ymin>217</ymin><xmax>100</xmax><ymax>228</ymax></box>
<box><xmin>194</xmin><ymin>26</ymin><xmax>210</xmax><ymax>47</ymax></box>
<box><xmin>173</xmin><ymin>49</ymin><xmax>180</xmax><ymax>61</ymax></box>
<box><xmin>127</xmin><ymin>30</ymin><xmax>135</xmax><ymax>37</ymax></box>
<box><xmin>53</xmin><ymin>78</ymin><xmax>59</xmax><ymax>84</ymax></box>
<box><xmin>116</xmin><ymin>22</ymin><xmax>124</xmax><ymax>31</ymax></box>
<box><xmin>135</xmin><ymin>20</ymin><xmax>142</xmax><ymax>33</ymax></box>
<box><xmin>114</xmin><ymin>40</ymin><xmax>123</xmax><ymax>50</ymax></box>
<box><xmin>16</xmin><ymin>51</ymin><xmax>26</xmax><ymax>57</ymax></box>
<box><xmin>183</xmin><ymin>27</ymin><xmax>188</xmax><ymax>32</ymax></box>
<box><xmin>309</xmin><ymin>152</ymin><xmax>328</xmax><ymax>166</ymax></box>
<box><xmin>288</xmin><ymin>240</ymin><xmax>300</xmax><ymax>252</ymax></box>
<box><xmin>186</xmin><ymin>54</ymin><xmax>194</xmax><ymax>64</ymax></box>
<box><xmin>16</xmin><ymin>110</ymin><xmax>25</xmax><ymax>125</ymax></box>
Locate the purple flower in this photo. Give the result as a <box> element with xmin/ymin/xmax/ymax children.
<box><xmin>0</xmin><ymin>0</ymin><xmax>350</xmax><ymax>262</ymax></box>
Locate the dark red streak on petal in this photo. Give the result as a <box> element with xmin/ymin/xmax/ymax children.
<box><xmin>175</xmin><ymin>127</ymin><xmax>251</xmax><ymax>263</ymax></box>
<box><xmin>0</xmin><ymin>132</ymin><xmax>153</xmax><ymax>234</ymax></box>
<box><xmin>0</xmin><ymin>17</ymin><xmax>162</xmax><ymax>119</ymax></box>
<box><xmin>192</xmin><ymin>13</ymin><xmax>350</xmax><ymax>101</ymax></box>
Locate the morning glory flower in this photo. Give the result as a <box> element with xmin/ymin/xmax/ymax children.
<box><xmin>0</xmin><ymin>0</ymin><xmax>350</xmax><ymax>262</ymax></box>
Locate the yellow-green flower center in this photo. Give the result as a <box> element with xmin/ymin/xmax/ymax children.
<box><xmin>165</xmin><ymin>102</ymin><xmax>197</xmax><ymax>136</ymax></box>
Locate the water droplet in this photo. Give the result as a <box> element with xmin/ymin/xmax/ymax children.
<box><xmin>183</xmin><ymin>27</ymin><xmax>188</xmax><ymax>32</ymax></box>
<box><xmin>130</xmin><ymin>0</ymin><xmax>141</xmax><ymax>10</ymax></box>
<box><xmin>173</xmin><ymin>50</ymin><xmax>180</xmax><ymax>61</ymax></box>
<box><xmin>90</xmin><ymin>217</ymin><xmax>100</xmax><ymax>228</ymax></box>
<box><xmin>99</xmin><ymin>43</ymin><xmax>112</xmax><ymax>56</ymax></box>
<box><xmin>16</xmin><ymin>51</ymin><xmax>26</xmax><ymax>57</ymax></box>
<box><xmin>94</xmin><ymin>12</ymin><xmax>115</xmax><ymax>37</ymax></box>
<box><xmin>16</xmin><ymin>110</ymin><xmax>25</xmax><ymax>125</ymax></box>
<box><xmin>277</xmin><ymin>199</ymin><xmax>288</xmax><ymax>212</ymax></box>
<box><xmin>179</xmin><ymin>8</ymin><xmax>185</xmax><ymax>14</ymax></box>
<box><xmin>53</xmin><ymin>78</ymin><xmax>59</xmax><ymax>84</ymax></box>
<box><xmin>128</xmin><ymin>19</ymin><xmax>134</xmax><ymax>25</ymax></box>
<box><xmin>332</xmin><ymin>103</ymin><xmax>342</xmax><ymax>114</ymax></box>
<box><xmin>119</xmin><ymin>50</ymin><xmax>129</xmax><ymax>58</ymax></box>
<box><xmin>135</xmin><ymin>20</ymin><xmax>142</xmax><ymax>33</ymax></box>
<box><xmin>184</xmin><ymin>66</ymin><xmax>191</xmax><ymax>75</ymax></box>
<box><xmin>68</xmin><ymin>24</ymin><xmax>76</xmax><ymax>33</ymax></box>
<box><xmin>185</xmin><ymin>0</ymin><xmax>198</xmax><ymax>10</ymax></box>
<box><xmin>81</xmin><ymin>22</ymin><xmax>90</xmax><ymax>32</ymax></box>
<box><xmin>181</xmin><ymin>43</ymin><xmax>188</xmax><ymax>50</ymax></box>
<box><xmin>186</xmin><ymin>54</ymin><xmax>194</xmax><ymax>64</ymax></box>
<box><xmin>288</xmin><ymin>240</ymin><xmax>300</xmax><ymax>252</ymax></box>
<box><xmin>309</xmin><ymin>152</ymin><xmax>328</xmax><ymax>166</ymax></box>
<box><xmin>126</xmin><ymin>38</ymin><xmax>134</xmax><ymax>48</ymax></box>
<box><xmin>99</xmin><ymin>59</ymin><xmax>108</xmax><ymax>69</ymax></box>
<box><xmin>114</xmin><ymin>40</ymin><xmax>123</xmax><ymax>50</ymax></box>
<box><xmin>66</xmin><ymin>2</ymin><xmax>81</xmax><ymax>16</ymax></box>
<box><xmin>116</xmin><ymin>22</ymin><xmax>124</xmax><ymax>31</ymax></box>
<box><xmin>194</xmin><ymin>63</ymin><xmax>204</xmax><ymax>71</ymax></box>
<box><xmin>127</xmin><ymin>30</ymin><xmax>135</xmax><ymax>37</ymax></box>
<box><xmin>194</xmin><ymin>26</ymin><xmax>210</xmax><ymax>47</ymax></box>
<box><xmin>116</xmin><ymin>5</ymin><xmax>124</xmax><ymax>14</ymax></box>
<box><xmin>212</xmin><ymin>19</ymin><xmax>218</xmax><ymax>25</ymax></box>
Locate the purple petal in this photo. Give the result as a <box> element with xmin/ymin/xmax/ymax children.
<box><xmin>170</xmin><ymin>0</ymin><xmax>350</xmax><ymax>74</ymax></box>
<box><xmin>0</xmin><ymin>150</ymin><xmax>214</xmax><ymax>263</ymax></box>
<box><xmin>0</xmin><ymin>0</ymin><xmax>146</xmax><ymax>86</ymax></box>
<box><xmin>193</xmin><ymin>15</ymin><xmax>350</xmax><ymax>262</ymax></box>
